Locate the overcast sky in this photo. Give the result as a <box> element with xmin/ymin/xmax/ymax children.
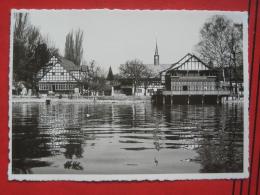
<box><xmin>22</xmin><ymin>10</ymin><xmax>246</xmax><ymax>73</ymax></box>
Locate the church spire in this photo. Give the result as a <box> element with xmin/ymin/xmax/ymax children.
<box><xmin>155</xmin><ymin>41</ymin><xmax>159</xmax><ymax>55</ymax></box>
<box><xmin>154</xmin><ymin>40</ymin><xmax>159</xmax><ymax>65</ymax></box>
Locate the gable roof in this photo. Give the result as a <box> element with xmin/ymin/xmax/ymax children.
<box><xmin>37</xmin><ymin>56</ymin><xmax>84</xmax><ymax>82</ymax></box>
<box><xmin>39</xmin><ymin>63</ymin><xmax>79</xmax><ymax>83</ymax></box>
<box><xmin>144</xmin><ymin>64</ymin><xmax>172</xmax><ymax>77</ymax></box>
<box><xmin>60</xmin><ymin>57</ymin><xmax>81</xmax><ymax>72</ymax></box>
<box><xmin>160</xmin><ymin>53</ymin><xmax>212</xmax><ymax>74</ymax></box>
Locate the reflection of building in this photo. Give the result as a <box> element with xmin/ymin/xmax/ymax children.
<box><xmin>36</xmin><ymin>56</ymin><xmax>86</xmax><ymax>94</ymax></box>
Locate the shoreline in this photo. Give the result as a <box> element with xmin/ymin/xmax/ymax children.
<box><xmin>12</xmin><ymin>96</ymin><xmax>243</xmax><ymax>104</ymax></box>
<box><xmin>12</xmin><ymin>96</ymin><xmax>152</xmax><ymax>104</ymax></box>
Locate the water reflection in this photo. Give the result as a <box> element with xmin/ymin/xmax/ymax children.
<box><xmin>12</xmin><ymin>102</ymin><xmax>243</xmax><ymax>174</ymax></box>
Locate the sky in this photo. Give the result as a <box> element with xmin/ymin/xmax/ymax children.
<box><xmin>20</xmin><ymin>10</ymin><xmax>246</xmax><ymax>74</ymax></box>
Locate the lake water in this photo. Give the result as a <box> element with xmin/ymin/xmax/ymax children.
<box><xmin>12</xmin><ymin>102</ymin><xmax>243</xmax><ymax>174</ymax></box>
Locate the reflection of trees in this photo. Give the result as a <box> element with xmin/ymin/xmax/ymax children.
<box><xmin>38</xmin><ymin>104</ymin><xmax>86</xmax><ymax>158</ymax></box>
<box><xmin>12</xmin><ymin>102</ymin><xmax>243</xmax><ymax>174</ymax></box>
<box><xmin>63</xmin><ymin>128</ymin><xmax>85</xmax><ymax>171</ymax></box>
<box><xmin>56</xmin><ymin>105</ymin><xmax>86</xmax><ymax>171</ymax></box>
<box><xmin>194</xmin><ymin>104</ymin><xmax>243</xmax><ymax>172</ymax></box>
<box><xmin>153</xmin><ymin>121</ymin><xmax>161</xmax><ymax>151</ymax></box>
<box><xmin>64</xmin><ymin>142</ymin><xmax>83</xmax><ymax>159</ymax></box>
<box><xmin>64</xmin><ymin>160</ymin><xmax>83</xmax><ymax>170</ymax></box>
<box><xmin>12</xmin><ymin>103</ymin><xmax>52</xmax><ymax>174</ymax></box>
<box><xmin>12</xmin><ymin>103</ymin><xmax>97</xmax><ymax>173</ymax></box>
<box><xmin>152</xmin><ymin>103</ymin><xmax>243</xmax><ymax>173</ymax></box>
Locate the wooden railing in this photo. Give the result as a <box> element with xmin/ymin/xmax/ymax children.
<box><xmin>162</xmin><ymin>90</ymin><xmax>231</xmax><ymax>96</ymax></box>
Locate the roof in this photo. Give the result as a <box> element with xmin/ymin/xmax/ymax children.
<box><xmin>37</xmin><ymin>56</ymin><xmax>84</xmax><ymax>82</ymax></box>
<box><xmin>59</xmin><ymin>57</ymin><xmax>81</xmax><ymax>72</ymax></box>
<box><xmin>159</xmin><ymin>53</ymin><xmax>193</xmax><ymax>74</ymax></box>
<box><xmin>144</xmin><ymin>64</ymin><xmax>172</xmax><ymax>77</ymax></box>
<box><xmin>160</xmin><ymin>53</ymin><xmax>213</xmax><ymax>73</ymax></box>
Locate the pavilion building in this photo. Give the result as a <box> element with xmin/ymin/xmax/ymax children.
<box><xmin>157</xmin><ymin>53</ymin><xmax>230</xmax><ymax>104</ymax></box>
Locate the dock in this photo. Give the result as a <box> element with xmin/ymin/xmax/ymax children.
<box><xmin>152</xmin><ymin>90</ymin><xmax>231</xmax><ymax>104</ymax></box>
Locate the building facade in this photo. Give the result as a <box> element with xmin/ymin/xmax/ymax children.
<box><xmin>157</xmin><ymin>53</ymin><xmax>230</xmax><ymax>104</ymax></box>
<box><xmin>37</xmin><ymin>56</ymin><xmax>86</xmax><ymax>94</ymax></box>
<box><xmin>164</xmin><ymin>53</ymin><xmax>218</xmax><ymax>92</ymax></box>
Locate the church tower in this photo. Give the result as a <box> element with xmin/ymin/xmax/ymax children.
<box><xmin>154</xmin><ymin>41</ymin><xmax>159</xmax><ymax>65</ymax></box>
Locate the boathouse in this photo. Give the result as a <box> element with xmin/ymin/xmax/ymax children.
<box><xmin>36</xmin><ymin>56</ymin><xmax>86</xmax><ymax>94</ymax></box>
<box><xmin>156</xmin><ymin>53</ymin><xmax>230</xmax><ymax>104</ymax></box>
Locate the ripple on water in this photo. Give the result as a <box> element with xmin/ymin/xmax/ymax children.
<box><xmin>12</xmin><ymin>103</ymin><xmax>244</xmax><ymax>174</ymax></box>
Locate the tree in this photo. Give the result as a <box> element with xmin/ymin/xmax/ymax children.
<box><xmin>14</xmin><ymin>13</ymin><xmax>29</xmax><ymax>41</ymax></box>
<box><xmin>195</xmin><ymin>15</ymin><xmax>243</xmax><ymax>85</ymax></box>
<box><xmin>82</xmin><ymin>60</ymin><xmax>106</xmax><ymax>95</ymax></box>
<box><xmin>106</xmin><ymin>66</ymin><xmax>114</xmax><ymax>81</ymax></box>
<box><xmin>13</xmin><ymin>15</ymin><xmax>42</xmax><ymax>85</ymax></box>
<box><xmin>142</xmin><ymin>67</ymin><xmax>153</xmax><ymax>96</ymax></box>
<box><xmin>74</xmin><ymin>29</ymin><xmax>84</xmax><ymax>66</ymax></box>
<box><xmin>119</xmin><ymin>59</ymin><xmax>149</xmax><ymax>95</ymax></box>
<box><xmin>42</xmin><ymin>34</ymin><xmax>60</xmax><ymax>57</ymax></box>
<box><xmin>228</xmin><ymin>24</ymin><xmax>243</xmax><ymax>94</ymax></box>
<box><xmin>13</xmin><ymin>13</ymin><xmax>59</xmax><ymax>93</ymax></box>
<box><xmin>64</xmin><ymin>29</ymin><xmax>84</xmax><ymax>66</ymax></box>
<box><xmin>13</xmin><ymin>13</ymin><xmax>30</xmax><ymax>82</ymax></box>
<box><xmin>64</xmin><ymin>32</ymin><xmax>74</xmax><ymax>63</ymax></box>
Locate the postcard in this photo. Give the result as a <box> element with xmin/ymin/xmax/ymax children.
<box><xmin>9</xmin><ymin>9</ymin><xmax>248</xmax><ymax>181</ymax></box>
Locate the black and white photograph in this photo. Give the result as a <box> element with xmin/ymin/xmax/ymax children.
<box><xmin>9</xmin><ymin>9</ymin><xmax>248</xmax><ymax>181</ymax></box>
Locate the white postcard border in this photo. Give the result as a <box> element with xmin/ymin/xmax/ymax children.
<box><xmin>8</xmin><ymin>9</ymin><xmax>249</xmax><ymax>181</ymax></box>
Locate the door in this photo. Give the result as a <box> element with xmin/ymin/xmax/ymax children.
<box><xmin>52</xmin><ymin>84</ymin><xmax>55</xmax><ymax>92</ymax></box>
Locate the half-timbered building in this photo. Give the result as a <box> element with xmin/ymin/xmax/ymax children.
<box><xmin>163</xmin><ymin>53</ymin><xmax>217</xmax><ymax>92</ymax></box>
<box><xmin>157</xmin><ymin>53</ymin><xmax>230</xmax><ymax>104</ymax></box>
<box><xmin>36</xmin><ymin>56</ymin><xmax>86</xmax><ymax>94</ymax></box>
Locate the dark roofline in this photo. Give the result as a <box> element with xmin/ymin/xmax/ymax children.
<box><xmin>160</xmin><ymin>53</ymin><xmax>214</xmax><ymax>74</ymax></box>
<box><xmin>38</xmin><ymin>56</ymin><xmax>82</xmax><ymax>82</ymax></box>
<box><xmin>190</xmin><ymin>54</ymin><xmax>213</xmax><ymax>70</ymax></box>
<box><xmin>159</xmin><ymin>53</ymin><xmax>193</xmax><ymax>74</ymax></box>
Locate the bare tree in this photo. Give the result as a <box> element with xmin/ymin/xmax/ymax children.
<box><xmin>82</xmin><ymin>60</ymin><xmax>105</xmax><ymax>95</ymax></box>
<box><xmin>195</xmin><ymin>15</ymin><xmax>242</xmax><ymax>82</ymax></box>
<box><xmin>14</xmin><ymin>13</ymin><xmax>29</xmax><ymax>40</ymax></box>
<box><xmin>119</xmin><ymin>59</ymin><xmax>148</xmax><ymax>95</ymax></box>
<box><xmin>74</xmin><ymin>29</ymin><xmax>84</xmax><ymax>66</ymax></box>
<box><xmin>64</xmin><ymin>31</ymin><xmax>74</xmax><ymax>63</ymax></box>
<box><xmin>42</xmin><ymin>34</ymin><xmax>60</xmax><ymax>56</ymax></box>
<box><xmin>143</xmin><ymin>67</ymin><xmax>153</xmax><ymax>96</ymax></box>
<box><xmin>64</xmin><ymin>29</ymin><xmax>84</xmax><ymax>66</ymax></box>
<box><xmin>228</xmin><ymin>24</ymin><xmax>243</xmax><ymax>94</ymax></box>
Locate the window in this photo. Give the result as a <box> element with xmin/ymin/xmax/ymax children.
<box><xmin>183</xmin><ymin>86</ymin><xmax>188</xmax><ymax>91</ymax></box>
<box><xmin>61</xmin><ymin>72</ymin><xmax>64</xmax><ymax>76</ymax></box>
<box><xmin>52</xmin><ymin>72</ymin><xmax>55</xmax><ymax>76</ymax></box>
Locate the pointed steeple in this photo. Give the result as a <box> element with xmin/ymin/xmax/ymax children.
<box><xmin>154</xmin><ymin>40</ymin><xmax>159</xmax><ymax>65</ymax></box>
<box><xmin>155</xmin><ymin>41</ymin><xmax>159</xmax><ymax>55</ymax></box>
